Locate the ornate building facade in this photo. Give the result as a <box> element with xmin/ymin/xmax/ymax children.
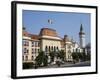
<box><xmin>22</xmin><ymin>25</ymin><xmax>85</xmax><ymax>64</ymax></box>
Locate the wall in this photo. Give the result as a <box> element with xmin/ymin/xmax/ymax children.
<box><xmin>0</xmin><ymin>0</ymin><xmax>99</xmax><ymax>80</ymax></box>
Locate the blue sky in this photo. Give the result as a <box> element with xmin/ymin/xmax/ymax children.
<box><xmin>22</xmin><ymin>10</ymin><xmax>90</xmax><ymax>45</ymax></box>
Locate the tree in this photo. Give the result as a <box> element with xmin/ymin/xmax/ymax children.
<box><xmin>72</xmin><ymin>52</ymin><xmax>79</xmax><ymax>63</ymax></box>
<box><xmin>86</xmin><ymin>53</ymin><xmax>91</xmax><ymax>61</ymax></box>
<box><xmin>49</xmin><ymin>51</ymin><xmax>55</xmax><ymax>62</ymax></box>
<box><xmin>35</xmin><ymin>51</ymin><xmax>48</xmax><ymax>67</ymax></box>
<box><xmin>58</xmin><ymin>50</ymin><xmax>66</xmax><ymax>61</ymax></box>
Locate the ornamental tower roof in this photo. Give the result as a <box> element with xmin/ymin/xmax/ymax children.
<box><xmin>79</xmin><ymin>24</ymin><xmax>85</xmax><ymax>35</ymax></box>
<box><xmin>39</xmin><ymin>28</ymin><xmax>58</xmax><ymax>37</ymax></box>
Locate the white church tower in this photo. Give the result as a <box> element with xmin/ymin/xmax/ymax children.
<box><xmin>79</xmin><ymin>24</ymin><xmax>85</xmax><ymax>48</ymax></box>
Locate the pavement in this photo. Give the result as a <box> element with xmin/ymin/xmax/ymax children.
<box><xmin>35</xmin><ymin>61</ymin><xmax>91</xmax><ymax>69</ymax></box>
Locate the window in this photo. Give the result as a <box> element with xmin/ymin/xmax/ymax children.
<box><xmin>35</xmin><ymin>48</ymin><xmax>37</xmax><ymax>53</ymax></box>
<box><xmin>35</xmin><ymin>42</ymin><xmax>38</xmax><ymax>47</ymax></box>
<box><xmin>32</xmin><ymin>48</ymin><xmax>34</xmax><ymax>54</ymax></box>
<box><xmin>23</xmin><ymin>56</ymin><xmax>24</xmax><ymax>61</ymax></box>
<box><xmin>31</xmin><ymin>56</ymin><xmax>34</xmax><ymax>60</ymax></box>
<box><xmin>45</xmin><ymin>46</ymin><xmax>48</xmax><ymax>52</ymax></box>
<box><xmin>38</xmin><ymin>42</ymin><xmax>40</xmax><ymax>47</ymax></box>
<box><xmin>24</xmin><ymin>48</ymin><xmax>27</xmax><ymax>54</ymax></box>
<box><xmin>24</xmin><ymin>48</ymin><xmax>29</xmax><ymax>54</ymax></box>
<box><xmin>57</xmin><ymin>46</ymin><xmax>59</xmax><ymax>50</ymax></box>
<box><xmin>51</xmin><ymin>46</ymin><xmax>53</xmax><ymax>51</ymax></box>
<box><xmin>25</xmin><ymin>56</ymin><xmax>28</xmax><ymax>61</ymax></box>
<box><xmin>32</xmin><ymin>41</ymin><xmax>34</xmax><ymax>47</ymax></box>
<box><xmin>49</xmin><ymin>46</ymin><xmax>50</xmax><ymax>51</ymax></box>
<box><xmin>54</xmin><ymin>46</ymin><xmax>56</xmax><ymax>51</ymax></box>
<box><xmin>27</xmin><ymin>49</ymin><xmax>29</xmax><ymax>53</ymax></box>
<box><xmin>23</xmin><ymin>40</ymin><xmax>29</xmax><ymax>46</ymax></box>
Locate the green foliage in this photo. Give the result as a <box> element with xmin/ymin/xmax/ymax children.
<box><xmin>72</xmin><ymin>51</ymin><xmax>91</xmax><ymax>62</ymax></box>
<box><xmin>49</xmin><ymin>51</ymin><xmax>55</xmax><ymax>62</ymax></box>
<box><xmin>58</xmin><ymin>50</ymin><xmax>66</xmax><ymax>61</ymax></box>
<box><xmin>49</xmin><ymin>50</ymin><xmax>65</xmax><ymax>62</ymax></box>
<box><xmin>86</xmin><ymin>53</ymin><xmax>91</xmax><ymax>61</ymax></box>
<box><xmin>35</xmin><ymin>51</ymin><xmax>48</xmax><ymax>67</ymax></box>
<box><xmin>23</xmin><ymin>62</ymin><xmax>33</xmax><ymax>69</ymax></box>
<box><xmin>72</xmin><ymin>52</ymin><xmax>79</xmax><ymax>62</ymax></box>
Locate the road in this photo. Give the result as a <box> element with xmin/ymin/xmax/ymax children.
<box><xmin>36</xmin><ymin>61</ymin><xmax>91</xmax><ymax>69</ymax></box>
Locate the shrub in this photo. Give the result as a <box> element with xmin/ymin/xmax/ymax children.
<box><xmin>23</xmin><ymin>62</ymin><xmax>33</xmax><ymax>69</ymax></box>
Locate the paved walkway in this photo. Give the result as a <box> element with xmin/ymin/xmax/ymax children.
<box><xmin>36</xmin><ymin>61</ymin><xmax>90</xmax><ymax>69</ymax></box>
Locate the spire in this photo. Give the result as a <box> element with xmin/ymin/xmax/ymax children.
<box><xmin>79</xmin><ymin>24</ymin><xmax>85</xmax><ymax>35</ymax></box>
<box><xmin>80</xmin><ymin>24</ymin><xmax>83</xmax><ymax>32</ymax></box>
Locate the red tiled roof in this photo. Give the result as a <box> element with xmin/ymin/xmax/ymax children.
<box><xmin>39</xmin><ymin>28</ymin><xmax>58</xmax><ymax>37</ymax></box>
<box><xmin>23</xmin><ymin>31</ymin><xmax>30</xmax><ymax>37</ymax></box>
<box><xmin>30</xmin><ymin>34</ymin><xmax>40</xmax><ymax>40</ymax></box>
<box><xmin>23</xmin><ymin>31</ymin><xmax>39</xmax><ymax>40</ymax></box>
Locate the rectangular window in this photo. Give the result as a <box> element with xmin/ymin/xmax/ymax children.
<box><xmin>24</xmin><ymin>48</ymin><xmax>29</xmax><ymax>54</ymax></box>
<box><xmin>32</xmin><ymin>41</ymin><xmax>34</xmax><ymax>47</ymax></box>
<box><xmin>27</xmin><ymin>50</ymin><xmax>29</xmax><ymax>53</ymax></box>
<box><xmin>23</xmin><ymin>56</ymin><xmax>24</xmax><ymax>61</ymax></box>
<box><xmin>32</xmin><ymin>48</ymin><xmax>35</xmax><ymax>54</ymax></box>
<box><xmin>31</xmin><ymin>56</ymin><xmax>34</xmax><ymax>60</ymax></box>
<box><xmin>25</xmin><ymin>56</ymin><xmax>28</xmax><ymax>61</ymax></box>
<box><xmin>35</xmin><ymin>42</ymin><xmax>37</xmax><ymax>47</ymax></box>
<box><xmin>38</xmin><ymin>42</ymin><xmax>40</xmax><ymax>47</ymax></box>
<box><xmin>24</xmin><ymin>48</ymin><xmax>27</xmax><ymax>54</ymax></box>
<box><xmin>23</xmin><ymin>40</ymin><xmax>29</xmax><ymax>46</ymax></box>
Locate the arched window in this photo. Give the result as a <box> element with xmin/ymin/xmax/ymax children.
<box><xmin>56</xmin><ymin>46</ymin><xmax>59</xmax><ymax>51</ymax></box>
<box><xmin>54</xmin><ymin>46</ymin><xmax>56</xmax><ymax>51</ymax></box>
<box><xmin>45</xmin><ymin>46</ymin><xmax>48</xmax><ymax>52</ymax></box>
<box><xmin>49</xmin><ymin>46</ymin><xmax>50</xmax><ymax>51</ymax></box>
<box><xmin>35</xmin><ymin>48</ymin><xmax>37</xmax><ymax>53</ymax></box>
<box><xmin>51</xmin><ymin>46</ymin><xmax>53</xmax><ymax>51</ymax></box>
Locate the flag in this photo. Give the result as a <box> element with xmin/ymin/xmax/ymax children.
<box><xmin>48</xmin><ymin>19</ymin><xmax>53</xmax><ymax>24</ymax></box>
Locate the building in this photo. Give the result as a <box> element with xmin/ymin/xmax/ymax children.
<box><xmin>22</xmin><ymin>25</ymin><xmax>85</xmax><ymax>64</ymax></box>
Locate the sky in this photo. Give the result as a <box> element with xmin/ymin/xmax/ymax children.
<box><xmin>22</xmin><ymin>10</ymin><xmax>91</xmax><ymax>45</ymax></box>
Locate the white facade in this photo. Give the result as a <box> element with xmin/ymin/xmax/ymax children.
<box><xmin>41</xmin><ymin>36</ymin><xmax>61</xmax><ymax>52</ymax></box>
<box><xmin>22</xmin><ymin>36</ymin><xmax>40</xmax><ymax>63</ymax></box>
<box><xmin>79</xmin><ymin>34</ymin><xmax>85</xmax><ymax>48</ymax></box>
